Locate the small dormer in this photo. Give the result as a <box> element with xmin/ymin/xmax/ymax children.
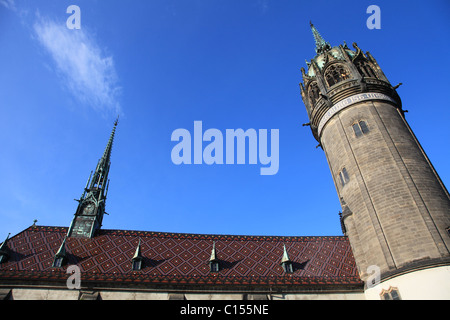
<box><xmin>280</xmin><ymin>244</ymin><xmax>294</xmax><ymax>274</ymax></box>
<box><xmin>52</xmin><ymin>237</ymin><xmax>67</xmax><ymax>268</ymax></box>
<box><xmin>131</xmin><ymin>239</ymin><xmax>143</xmax><ymax>271</ymax></box>
<box><xmin>209</xmin><ymin>242</ymin><xmax>220</xmax><ymax>272</ymax></box>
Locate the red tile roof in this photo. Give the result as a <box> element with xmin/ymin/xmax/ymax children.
<box><xmin>0</xmin><ymin>226</ymin><xmax>362</xmax><ymax>291</ymax></box>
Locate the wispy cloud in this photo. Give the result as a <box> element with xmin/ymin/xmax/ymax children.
<box><xmin>33</xmin><ymin>16</ymin><xmax>122</xmax><ymax>115</ymax></box>
<box><xmin>0</xmin><ymin>0</ymin><xmax>16</xmax><ymax>11</ymax></box>
<box><xmin>257</xmin><ymin>0</ymin><xmax>269</xmax><ymax>14</ymax></box>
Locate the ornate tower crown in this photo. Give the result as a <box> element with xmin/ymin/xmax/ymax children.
<box><xmin>300</xmin><ymin>24</ymin><xmax>402</xmax><ymax>142</ymax></box>
<box><xmin>67</xmin><ymin>118</ymin><xmax>118</xmax><ymax>238</ymax></box>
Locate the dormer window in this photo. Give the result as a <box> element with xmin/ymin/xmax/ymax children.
<box><xmin>281</xmin><ymin>261</ymin><xmax>294</xmax><ymax>274</ymax></box>
<box><xmin>209</xmin><ymin>241</ymin><xmax>220</xmax><ymax>272</ymax></box>
<box><xmin>52</xmin><ymin>237</ymin><xmax>67</xmax><ymax>268</ymax></box>
<box><xmin>210</xmin><ymin>260</ymin><xmax>220</xmax><ymax>273</ymax></box>
<box><xmin>131</xmin><ymin>239</ymin><xmax>143</xmax><ymax>271</ymax></box>
<box><xmin>132</xmin><ymin>259</ymin><xmax>142</xmax><ymax>271</ymax></box>
<box><xmin>52</xmin><ymin>256</ymin><xmax>65</xmax><ymax>268</ymax></box>
<box><xmin>325</xmin><ymin>64</ymin><xmax>350</xmax><ymax>87</ymax></box>
<box><xmin>280</xmin><ymin>244</ymin><xmax>294</xmax><ymax>274</ymax></box>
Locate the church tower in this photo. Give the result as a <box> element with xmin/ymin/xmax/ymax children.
<box><xmin>67</xmin><ymin>119</ymin><xmax>118</xmax><ymax>238</ymax></box>
<box><xmin>300</xmin><ymin>23</ymin><xmax>450</xmax><ymax>299</ymax></box>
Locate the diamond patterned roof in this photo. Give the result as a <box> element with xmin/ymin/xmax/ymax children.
<box><xmin>0</xmin><ymin>226</ymin><xmax>362</xmax><ymax>290</ymax></box>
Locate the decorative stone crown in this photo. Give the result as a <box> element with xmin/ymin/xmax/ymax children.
<box><xmin>300</xmin><ymin>24</ymin><xmax>402</xmax><ymax>142</ymax></box>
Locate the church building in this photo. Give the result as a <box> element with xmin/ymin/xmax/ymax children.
<box><xmin>0</xmin><ymin>24</ymin><xmax>449</xmax><ymax>300</ymax></box>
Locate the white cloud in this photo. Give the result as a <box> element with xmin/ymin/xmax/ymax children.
<box><xmin>0</xmin><ymin>0</ymin><xmax>16</xmax><ymax>10</ymax></box>
<box><xmin>33</xmin><ymin>16</ymin><xmax>122</xmax><ymax>115</ymax></box>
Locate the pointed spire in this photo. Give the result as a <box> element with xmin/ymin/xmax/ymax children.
<box><xmin>52</xmin><ymin>236</ymin><xmax>67</xmax><ymax>267</ymax></box>
<box><xmin>55</xmin><ymin>236</ymin><xmax>67</xmax><ymax>258</ymax></box>
<box><xmin>209</xmin><ymin>241</ymin><xmax>220</xmax><ymax>272</ymax></box>
<box><xmin>101</xmin><ymin>116</ymin><xmax>119</xmax><ymax>164</ymax></box>
<box><xmin>210</xmin><ymin>241</ymin><xmax>217</xmax><ymax>262</ymax></box>
<box><xmin>309</xmin><ymin>21</ymin><xmax>331</xmax><ymax>54</ymax></box>
<box><xmin>281</xmin><ymin>244</ymin><xmax>291</xmax><ymax>264</ymax></box>
<box><xmin>91</xmin><ymin>118</ymin><xmax>118</xmax><ymax>190</ymax></box>
<box><xmin>68</xmin><ymin>118</ymin><xmax>120</xmax><ymax>239</ymax></box>
<box><xmin>0</xmin><ymin>233</ymin><xmax>10</xmax><ymax>263</ymax></box>
<box><xmin>132</xmin><ymin>239</ymin><xmax>142</xmax><ymax>260</ymax></box>
<box><xmin>0</xmin><ymin>233</ymin><xmax>10</xmax><ymax>252</ymax></box>
<box><xmin>132</xmin><ymin>239</ymin><xmax>143</xmax><ymax>271</ymax></box>
<box><xmin>88</xmin><ymin>118</ymin><xmax>119</xmax><ymax>193</ymax></box>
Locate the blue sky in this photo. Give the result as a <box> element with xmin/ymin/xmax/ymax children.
<box><xmin>1</xmin><ymin>0</ymin><xmax>449</xmax><ymax>240</ymax></box>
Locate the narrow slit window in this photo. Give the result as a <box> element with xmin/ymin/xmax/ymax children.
<box><xmin>339</xmin><ymin>168</ymin><xmax>350</xmax><ymax>187</ymax></box>
<box><xmin>360</xmin><ymin>121</ymin><xmax>369</xmax><ymax>134</ymax></box>
<box><xmin>352</xmin><ymin>123</ymin><xmax>362</xmax><ymax>137</ymax></box>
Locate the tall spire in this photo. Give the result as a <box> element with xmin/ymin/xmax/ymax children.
<box><xmin>310</xmin><ymin>21</ymin><xmax>331</xmax><ymax>54</ymax></box>
<box><xmin>68</xmin><ymin>118</ymin><xmax>119</xmax><ymax>238</ymax></box>
<box><xmin>89</xmin><ymin>116</ymin><xmax>118</xmax><ymax>192</ymax></box>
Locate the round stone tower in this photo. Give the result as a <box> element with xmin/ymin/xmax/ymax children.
<box><xmin>300</xmin><ymin>23</ymin><xmax>450</xmax><ymax>299</ymax></box>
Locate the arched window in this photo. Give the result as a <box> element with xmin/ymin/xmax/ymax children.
<box><xmin>355</xmin><ymin>61</ymin><xmax>377</xmax><ymax>78</ymax></box>
<box><xmin>308</xmin><ymin>82</ymin><xmax>320</xmax><ymax>106</ymax></box>
<box><xmin>352</xmin><ymin>120</ymin><xmax>369</xmax><ymax>137</ymax></box>
<box><xmin>324</xmin><ymin>64</ymin><xmax>350</xmax><ymax>87</ymax></box>
<box><xmin>380</xmin><ymin>287</ymin><xmax>401</xmax><ymax>300</ymax></box>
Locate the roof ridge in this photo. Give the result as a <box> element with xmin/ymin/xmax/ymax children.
<box><xmin>99</xmin><ymin>228</ymin><xmax>347</xmax><ymax>241</ymax></box>
<box><xmin>19</xmin><ymin>225</ymin><xmax>347</xmax><ymax>241</ymax></box>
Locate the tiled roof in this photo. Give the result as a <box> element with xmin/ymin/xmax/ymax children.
<box><xmin>0</xmin><ymin>226</ymin><xmax>362</xmax><ymax>291</ymax></box>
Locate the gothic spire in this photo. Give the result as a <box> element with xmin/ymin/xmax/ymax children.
<box><xmin>310</xmin><ymin>21</ymin><xmax>331</xmax><ymax>54</ymax></box>
<box><xmin>68</xmin><ymin>118</ymin><xmax>119</xmax><ymax>238</ymax></box>
<box><xmin>90</xmin><ymin>116</ymin><xmax>118</xmax><ymax>192</ymax></box>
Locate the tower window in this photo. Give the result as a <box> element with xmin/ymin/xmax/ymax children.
<box><xmin>339</xmin><ymin>168</ymin><xmax>350</xmax><ymax>187</ymax></box>
<box><xmin>308</xmin><ymin>82</ymin><xmax>320</xmax><ymax>106</ymax></box>
<box><xmin>380</xmin><ymin>287</ymin><xmax>401</xmax><ymax>300</ymax></box>
<box><xmin>352</xmin><ymin>121</ymin><xmax>369</xmax><ymax>137</ymax></box>
<box><xmin>355</xmin><ymin>61</ymin><xmax>377</xmax><ymax>78</ymax></box>
<box><xmin>324</xmin><ymin>64</ymin><xmax>350</xmax><ymax>87</ymax></box>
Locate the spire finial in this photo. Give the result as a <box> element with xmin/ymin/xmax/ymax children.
<box><xmin>309</xmin><ymin>22</ymin><xmax>331</xmax><ymax>54</ymax></box>
<box><xmin>210</xmin><ymin>241</ymin><xmax>217</xmax><ymax>262</ymax></box>
<box><xmin>281</xmin><ymin>244</ymin><xmax>291</xmax><ymax>263</ymax></box>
